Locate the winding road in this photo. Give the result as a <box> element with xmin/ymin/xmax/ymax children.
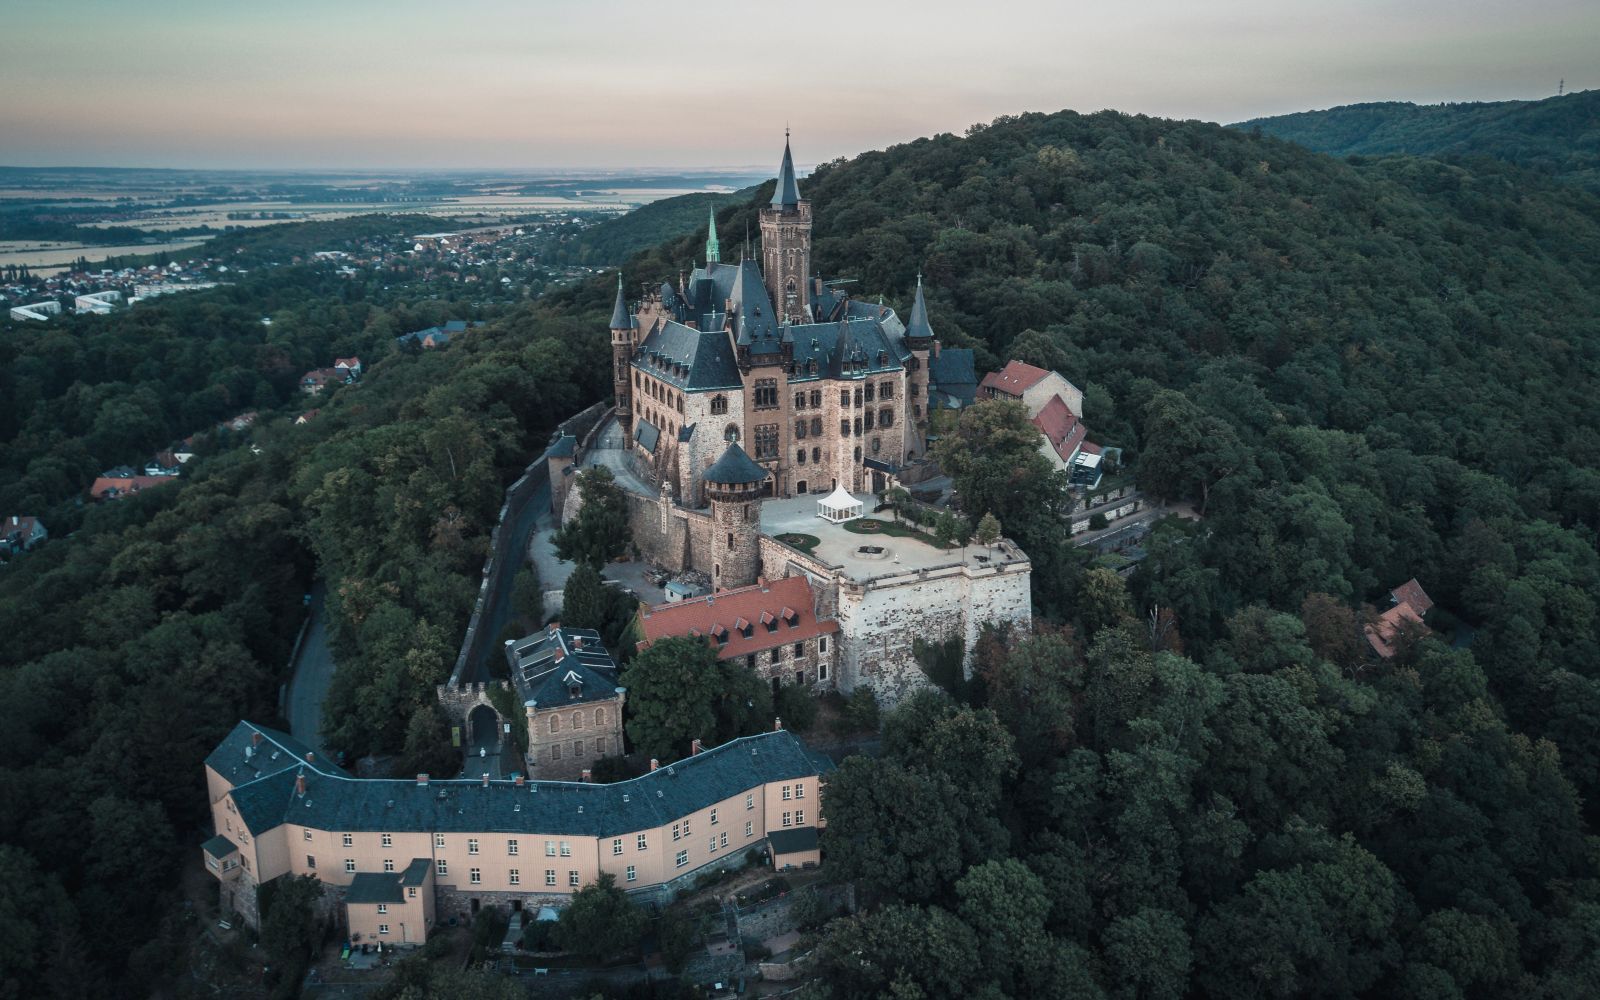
<box><xmin>286</xmin><ymin>584</ymin><xmax>334</xmax><ymax>757</ymax></box>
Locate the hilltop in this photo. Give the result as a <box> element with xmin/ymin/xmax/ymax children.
<box><xmin>1232</xmin><ymin>89</ymin><xmax>1600</xmax><ymax>191</ymax></box>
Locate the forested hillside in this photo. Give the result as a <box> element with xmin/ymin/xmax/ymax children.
<box><xmin>547</xmin><ymin>187</ymin><xmax>756</xmax><ymax>266</ymax></box>
<box><xmin>1233</xmin><ymin>89</ymin><xmax>1600</xmax><ymax>192</ymax></box>
<box><xmin>4</xmin><ymin>105</ymin><xmax>1600</xmax><ymax>997</ymax></box>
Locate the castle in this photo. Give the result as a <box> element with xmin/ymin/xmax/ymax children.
<box><xmin>612</xmin><ymin>134</ymin><xmax>978</xmax><ymax>508</ymax></box>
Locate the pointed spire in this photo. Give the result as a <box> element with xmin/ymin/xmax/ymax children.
<box><xmin>906</xmin><ymin>271</ymin><xmax>934</xmax><ymax>342</ymax></box>
<box><xmin>608</xmin><ymin>273</ymin><xmax>630</xmax><ymax>330</ymax></box>
<box><xmin>771</xmin><ymin>130</ymin><xmax>801</xmax><ymax>209</ymax></box>
<box><xmin>705</xmin><ymin>203</ymin><xmax>721</xmax><ymax>263</ymax></box>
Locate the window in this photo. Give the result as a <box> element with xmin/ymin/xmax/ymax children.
<box><xmin>435</xmin><ymin>833</ymin><xmax>445</xmax><ymax>849</ymax></box>
<box><xmin>468</xmin><ymin>839</ymin><xmax>479</xmax><ymax>855</ymax></box>
<box><xmin>745</xmin><ymin>821</ymin><xmax>754</xmax><ymax>836</ymax></box>
<box><xmin>812</xmin><ymin>447</ymin><xmax>821</xmax><ymax>463</ymax></box>
<box><xmin>626</xmin><ymin>865</ymin><xmax>637</xmax><ymax>882</ymax></box>
<box><xmin>343</xmin><ymin>833</ymin><xmax>353</xmax><ymax>848</ymax></box>
<box><xmin>560</xmin><ymin>842</ymin><xmax>572</xmax><ymax>857</ymax></box>
<box><xmin>840</xmin><ymin>420</ymin><xmax>850</xmax><ymax>436</ymax></box>
<box><xmin>613</xmin><ymin>838</ymin><xmax>623</xmax><ymax>856</ymax></box>
<box><xmin>672</xmin><ymin>822</ymin><xmax>681</xmax><ymax>841</ymax></box>
<box><xmin>437</xmin><ymin>859</ymin><xmax>448</xmax><ymax>876</ymax></box>
<box><xmin>880</xmin><ymin>408</ymin><xmax>894</xmax><ymax>428</ymax></box>
<box><xmin>819</xmin><ymin>637</ymin><xmax>827</xmax><ymax>653</ymax></box>
<box><xmin>810</xmin><ymin>390</ymin><xmax>822</xmax><ymax>408</ymax></box>
<box><xmin>720</xmin><ymin>832</ymin><xmax>728</xmax><ymax>848</ymax></box>
<box><xmin>306</xmin><ymin>854</ymin><xmax>316</xmax><ymax>869</ymax></box>
<box><xmin>509</xmin><ymin>869</ymin><xmax>520</xmax><ymax>885</ymax></box>
<box><xmin>782</xmin><ymin>811</ymin><xmax>793</xmax><ymax>827</ymax></box>
<box><xmin>881</xmin><ymin>381</ymin><xmax>894</xmax><ymax>400</ymax></box>
<box><xmin>797</xmin><ymin>810</ymin><xmax>806</xmax><ymax>824</ymax></box>
<box><xmin>470</xmin><ymin>868</ymin><xmax>481</xmax><ymax>884</ymax></box>
<box><xmin>794</xmin><ymin>419</ymin><xmax>807</xmax><ymax>440</ymax></box>
<box><xmin>303</xmin><ymin>830</ymin><xmax>313</xmax><ymax>842</ymax></box>
<box><xmin>854</xmin><ymin>388</ymin><xmax>863</xmax><ymax>407</ymax></box>
<box><xmin>507</xmin><ymin>839</ymin><xmax>518</xmax><ymax>855</ymax></box>
<box><xmin>871</xmin><ymin>437</ymin><xmax>881</xmax><ymax>454</ymax></box>
<box><xmin>637</xmin><ymin>834</ymin><xmax>648</xmax><ymax>851</ymax></box>
<box><xmin>551</xmin><ymin>744</ymin><xmax>562</xmax><ymax>761</ymax></box>
<box><xmin>574</xmin><ymin>739</ymin><xmax>585</xmax><ymax>757</ymax></box>
<box><xmin>820</xmin><ymin>660</ymin><xmax>829</xmax><ymax>681</ymax></box>
<box><xmin>864</xmin><ymin>411</ymin><xmax>874</xmax><ymax>431</ymax></box>
<box><xmin>545</xmin><ymin>841</ymin><xmax>556</xmax><ymax>856</ymax></box>
<box><xmin>796</xmin><ymin>670</ymin><xmax>806</xmax><ymax>685</ymax></box>
<box><xmin>709</xmin><ymin>836</ymin><xmax>718</xmax><ymax>853</ymax></box>
<box><xmin>794</xmin><ymin>392</ymin><xmax>806</xmax><ymax>409</ymax></box>
<box><xmin>795</xmin><ymin>783</ymin><xmax>806</xmax><ymax>799</ymax></box>
<box><xmin>345</xmin><ymin>859</ymin><xmax>356</xmax><ymax>873</ymax></box>
<box><xmin>675</xmin><ymin>850</ymin><xmax>688</xmax><ymax>869</ymax></box>
<box><xmin>746</xmin><ymin>794</ymin><xmax>754</xmax><ymax>810</ymax></box>
<box><xmin>378</xmin><ymin>924</ymin><xmax>389</xmax><ymax>935</ymax></box>
<box><xmin>408</xmin><ymin>887</ymin><xmax>417</xmax><ymax>898</ymax></box>
<box><xmin>572</xmin><ymin>710</ymin><xmax>584</xmax><ymax>729</ymax></box>
<box><xmin>546</xmin><ymin>869</ymin><xmax>557</xmax><ymax>886</ymax></box>
<box><xmin>569</xmin><ymin>870</ymin><xmax>580</xmax><ymax>887</ymax></box>
<box><xmin>549</xmin><ymin>716</ymin><xmax>559</xmax><ymax>734</ymax></box>
<box><xmin>377</xmin><ymin>903</ymin><xmax>387</xmax><ymax>914</ymax></box>
<box><xmin>754</xmin><ymin>379</ymin><xmax>778</xmax><ymax>409</ymax></box>
<box><xmin>810</xmin><ymin>417</ymin><xmax>822</xmax><ymax>436</ymax></box>
<box><xmin>754</xmin><ymin>423</ymin><xmax>779</xmax><ymax>460</ymax></box>
<box><xmin>794</xmin><ymin>642</ymin><xmax>804</xmax><ymax>658</ymax></box>
<box><xmin>864</xmin><ymin>383</ymin><xmax>875</xmax><ymax>403</ymax></box>
<box><xmin>384</xmin><ymin>859</ymin><xmax>395</xmax><ymax>873</ymax></box>
<box><xmin>381</xmin><ymin>833</ymin><xmax>392</xmax><ymax>848</ymax></box>
<box><xmin>684</xmin><ymin>819</ymin><xmax>692</xmax><ymax>836</ymax></box>
<box><xmin>595</xmin><ymin>707</ymin><xmax>606</xmax><ymax>726</ymax></box>
<box><xmin>711</xmin><ymin>808</ymin><xmax>719</xmax><ymax>826</ymax></box>
<box><xmin>711</xmin><ymin>395</ymin><xmax>728</xmax><ymax>415</ymax></box>
<box><xmin>782</xmin><ymin>785</ymin><xmax>792</xmax><ymax>801</ymax></box>
<box><xmin>839</xmin><ymin>390</ymin><xmax>849</xmax><ymax>407</ymax></box>
<box><xmin>796</xmin><ymin>448</ymin><xmax>807</xmax><ymax>464</ymax></box>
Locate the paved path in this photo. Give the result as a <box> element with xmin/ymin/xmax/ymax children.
<box><xmin>287</xmin><ymin>584</ymin><xmax>333</xmax><ymax>757</ymax></box>
<box><xmin>582</xmin><ymin>418</ymin><xmax>655</xmax><ymax>498</ymax></box>
<box><xmin>462</xmin><ymin>476</ymin><xmax>550</xmax><ymax>684</ymax></box>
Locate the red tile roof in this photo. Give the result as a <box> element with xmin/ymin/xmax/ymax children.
<box><xmin>1390</xmin><ymin>578</ymin><xmax>1434</xmax><ymax>616</ymax></box>
<box><xmin>1365</xmin><ymin>602</ymin><xmax>1424</xmax><ymax>659</ymax></box>
<box><xmin>89</xmin><ymin>475</ymin><xmax>177</xmax><ymax>501</ymax></box>
<box><xmin>979</xmin><ymin>359</ymin><xmax>1052</xmax><ymax>398</ymax></box>
<box><xmin>334</xmin><ymin>357</ymin><xmax>362</xmax><ymax>370</ymax></box>
<box><xmin>1031</xmin><ymin>394</ymin><xmax>1087</xmax><ymax>463</ymax></box>
<box><xmin>636</xmin><ymin>576</ymin><xmax>838</xmax><ymax>661</ymax></box>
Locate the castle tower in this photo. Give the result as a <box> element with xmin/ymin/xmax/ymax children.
<box><xmin>760</xmin><ymin>132</ymin><xmax>812</xmax><ymax>324</ymax></box>
<box><xmin>702</xmin><ymin>442</ymin><xmax>768</xmax><ymax>590</ymax></box>
<box><xmin>706</xmin><ymin>203</ymin><xmax>721</xmax><ymax>264</ymax></box>
<box><xmin>904</xmin><ymin>273</ymin><xmax>935</xmax><ymax>453</ymax></box>
<box><xmin>609</xmin><ymin>274</ymin><xmax>635</xmax><ymax>437</ymax></box>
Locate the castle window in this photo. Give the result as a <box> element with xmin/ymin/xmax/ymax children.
<box><xmin>840</xmin><ymin>420</ymin><xmax>850</xmax><ymax>437</ymax></box>
<box><xmin>549</xmin><ymin>716</ymin><xmax>559</xmax><ymax>734</ymax></box>
<box><xmin>811</xmin><ymin>447</ymin><xmax>820</xmax><ymax>463</ymax></box>
<box><xmin>724</xmin><ymin>424</ymin><xmax>739</xmax><ymax>443</ymax></box>
<box><xmin>853</xmin><ymin>418</ymin><xmax>862</xmax><ymax>436</ymax></box>
<box><xmin>854</xmin><ymin>446</ymin><xmax>862</xmax><ymax>461</ymax></box>
<box><xmin>864</xmin><ymin>383</ymin><xmax>875</xmax><ymax>403</ymax></box>
<box><xmin>864</xmin><ymin>412</ymin><xmax>874</xmax><ymax>431</ymax></box>
<box><xmin>795</xmin><ymin>420</ymin><xmax>807</xmax><ymax>440</ymax></box>
<box><xmin>711</xmin><ymin>395</ymin><xmax>728</xmax><ymax>415</ymax></box>
<box><xmin>572</xmin><ymin>711</ymin><xmax>584</xmax><ymax>729</ymax></box>
<box><xmin>728</xmin><ymin>533</ymin><xmax>734</xmax><ymax>549</ymax></box>
<box><xmin>754</xmin><ymin>379</ymin><xmax>778</xmax><ymax>409</ymax></box>
<box><xmin>854</xmin><ymin>388</ymin><xmax>862</xmax><ymax>407</ymax></box>
<box><xmin>878</xmin><ymin>351</ymin><xmax>887</xmax><ymax>366</ymax></box>
<box><xmin>839</xmin><ymin>390</ymin><xmax>849</xmax><ymax>407</ymax></box>
<box><xmin>754</xmin><ymin>424</ymin><xmax>779</xmax><ymax>459</ymax></box>
<box><xmin>794</xmin><ymin>392</ymin><xmax>806</xmax><ymax>409</ymax></box>
<box><xmin>819</xmin><ymin>637</ymin><xmax>827</xmax><ymax>653</ymax></box>
<box><xmin>810</xmin><ymin>417</ymin><xmax>822</xmax><ymax>436</ymax></box>
<box><xmin>796</xmin><ymin>449</ymin><xmax>806</xmax><ymax>465</ymax></box>
<box><xmin>808</xmin><ymin>362</ymin><xmax>818</xmax><ymax>376</ymax></box>
<box><xmin>872</xmin><ymin>437</ymin><xmax>882</xmax><ymax>454</ymax></box>
<box><xmin>881</xmin><ymin>381</ymin><xmax>894</xmax><ymax>399</ymax></box>
<box><xmin>880</xmin><ymin>408</ymin><xmax>894</xmax><ymax>428</ymax></box>
<box><xmin>595</xmin><ymin>707</ymin><xmax>606</xmax><ymax>725</ymax></box>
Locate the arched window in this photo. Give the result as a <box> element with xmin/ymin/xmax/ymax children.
<box><xmin>594</xmin><ymin>707</ymin><xmax>606</xmax><ymax>726</ymax></box>
<box><xmin>711</xmin><ymin>395</ymin><xmax>728</xmax><ymax>415</ymax></box>
<box><xmin>572</xmin><ymin>711</ymin><xmax>584</xmax><ymax>730</ymax></box>
<box><xmin>724</xmin><ymin>424</ymin><xmax>739</xmax><ymax>442</ymax></box>
<box><xmin>549</xmin><ymin>715</ymin><xmax>560</xmax><ymax>734</ymax></box>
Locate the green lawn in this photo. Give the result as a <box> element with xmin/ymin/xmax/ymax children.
<box><xmin>842</xmin><ymin>518</ymin><xmax>946</xmax><ymax>548</ymax></box>
<box><xmin>775</xmin><ymin>532</ymin><xmax>821</xmax><ymax>554</ymax></box>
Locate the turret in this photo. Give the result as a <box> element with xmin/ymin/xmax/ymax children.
<box><xmin>904</xmin><ymin>273</ymin><xmax>935</xmax><ymax>446</ymax></box>
<box><xmin>702</xmin><ymin>443</ymin><xmax>768</xmax><ymax>589</ymax></box>
<box><xmin>609</xmin><ymin>274</ymin><xmax>636</xmax><ymax>437</ymax></box>
<box><xmin>706</xmin><ymin>203</ymin><xmax>721</xmax><ymax>264</ymax></box>
<box><xmin>760</xmin><ymin>131</ymin><xmax>812</xmax><ymax>324</ymax></box>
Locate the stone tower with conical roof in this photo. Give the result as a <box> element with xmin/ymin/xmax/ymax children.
<box><xmin>609</xmin><ymin>274</ymin><xmax>635</xmax><ymax>438</ymax></box>
<box><xmin>904</xmin><ymin>273</ymin><xmax>935</xmax><ymax>448</ymax></box>
<box><xmin>702</xmin><ymin>442</ymin><xmax>768</xmax><ymax>589</ymax></box>
<box><xmin>760</xmin><ymin>132</ymin><xmax>812</xmax><ymax>325</ymax></box>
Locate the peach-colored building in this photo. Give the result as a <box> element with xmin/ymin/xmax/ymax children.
<box><xmin>202</xmin><ymin>722</ymin><xmax>830</xmax><ymax>943</ymax></box>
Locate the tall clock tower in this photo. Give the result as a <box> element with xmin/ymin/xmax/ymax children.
<box><xmin>760</xmin><ymin>132</ymin><xmax>812</xmax><ymax>324</ymax></box>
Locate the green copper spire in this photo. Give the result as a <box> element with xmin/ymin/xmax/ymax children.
<box><xmin>705</xmin><ymin>203</ymin><xmax>721</xmax><ymax>263</ymax></box>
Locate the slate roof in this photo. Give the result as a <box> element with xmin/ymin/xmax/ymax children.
<box><xmin>206</xmin><ymin>720</ymin><xmax>350</xmax><ymax>789</ymax></box>
<box><xmin>703</xmin><ymin>443</ymin><xmax>769</xmax><ymax>486</ymax></box>
<box><xmin>346</xmin><ymin>860</ymin><xmax>429</xmax><ymax>904</ymax></box>
<box><xmin>202</xmin><ymin>834</ymin><xmax>238</xmax><ymax>860</ymax></box>
<box><xmin>768</xmin><ymin>826</ymin><xmax>819</xmax><ymax>855</ymax></box>
<box><xmin>505</xmin><ymin>627</ymin><xmax>621</xmax><ymax>709</ymax></box>
<box><xmin>785</xmin><ymin>317</ymin><xmax>904</xmax><ymax>381</ymax></box>
<box><xmin>728</xmin><ymin>260</ymin><xmax>779</xmax><ymax>350</ymax></box>
<box><xmin>928</xmin><ymin>348</ymin><xmax>978</xmax><ymax>408</ymax></box>
<box><xmin>218</xmin><ymin>726</ymin><xmax>833</xmax><ymax>839</ymax></box>
<box><xmin>547</xmin><ymin>433</ymin><xmax>576</xmax><ymax>459</ymax></box>
<box><xmin>636</xmin><ymin>576</ymin><xmax>839</xmax><ymax>661</ymax></box>
<box><xmin>634</xmin><ymin>319</ymin><xmax>743</xmax><ymax>392</ymax></box>
<box><xmin>905</xmin><ymin>277</ymin><xmax>935</xmax><ymax>342</ymax></box>
<box><xmin>609</xmin><ymin>276</ymin><xmax>631</xmax><ymax>329</ymax></box>
<box><xmin>772</xmin><ymin>137</ymin><xmax>802</xmax><ymax>209</ymax></box>
<box><xmin>635</xmin><ymin>419</ymin><xmax>660</xmax><ymax>453</ymax></box>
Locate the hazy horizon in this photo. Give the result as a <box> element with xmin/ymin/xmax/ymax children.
<box><xmin>4</xmin><ymin>0</ymin><xmax>1593</xmax><ymax>171</ymax></box>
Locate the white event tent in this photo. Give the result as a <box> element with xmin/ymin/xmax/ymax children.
<box><xmin>818</xmin><ymin>485</ymin><xmax>864</xmax><ymax>523</ymax></box>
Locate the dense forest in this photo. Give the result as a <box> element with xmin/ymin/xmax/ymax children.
<box><xmin>3</xmin><ymin>103</ymin><xmax>1600</xmax><ymax>996</ymax></box>
<box><xmin>1233</xmin><ymin>89</ymin><xmax>1600</xmax><ymax>192</ymax></box>
<box><xmin>546</xmin><ymin>187</ymin><xmax>756</xmax><ymax>266</ymax></box>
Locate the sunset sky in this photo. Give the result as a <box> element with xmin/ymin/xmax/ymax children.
<box><xmin>3</xmin><ymin>0</ymin><xmax>1593</xmax><ymax>169</ymax></box>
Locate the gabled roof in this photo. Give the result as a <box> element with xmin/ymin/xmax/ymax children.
<box><xmin>635</xmin><ymin>319</ymin><xmax>743</xmax><ymax>392</ymax></box>
<box><xmin>1365</xmin><ymin>601</ymin><xmax>1425</xmax><ymax>659</ymax></box>
<box><xmin>772</xmin><ymin>135</ymin><xmax>802</xmax><ymax>209</ymax></box>
<box><xmin>636</xmin><ymin>576</ymin><xmax>838</xmax><ymax>661</ymax></box>
<box><xmin>216</xmin><ymin>726</ymin><xmax>833</xmax><ymax>838</ymax></box>
<box><xmin>729</xmin><ymin>260</ymin><xmax>779</xmax><ymax>350</ymax></box>
<box><xmin>928</xmin><ymin>348</ymin><xmax>978</xmax><ymax>408</ymax></box>
<box><xmin>1033</xmin><ymin>394</ymin><xmax>1087</xmax><ymax>463</ymax></box>
<box><xmin>206</xmin><ymin>720</ymin><xmax>350</xmax><ymax>789</ymax></box>
<box><xmin>346</xmin><ymin>860</ymin><xmax>429</xmax><ymax>904</ymax></box>
<box><xmin>505</xmin><ymin>627</ymin><xmax>621</xmax><ymax>709</ymax></box>
<box><xmin>703</xmin><ymin>443</ymin><xmax>769</xmax><ymax>486</ymax></box>
<box><xmin>981</xmin><ymin>360</ymin><xmax>1052</xmax><ymax>397</ymax></box>
<box><xmin>1390</xmin><ymin>579</ymin><xmax>1434</xmax><ymax>616</ymax></box>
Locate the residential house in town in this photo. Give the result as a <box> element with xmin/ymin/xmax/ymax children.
<box><xmin>334</xmin><ymin>357</ymin><xmax>363</xmax><ymax>380</ymax></box>
<box><xmin>1</xmin><ymin>515</ymin><xmax>47</xmax><ymax>554</ymax></box>
<box><xmin>300</xmin><ymin>368</ymin><xmax>341</xmax><ymax>395</ymax></box>
<box><xmin>201</xmin><ymin>721</ymin><xmax>831</xmax><ymax>943</ymax></box>
<box><xmin>634</xmin><ymin>575</ymin><xmax>839</xmax><ymax>696</ymax></box>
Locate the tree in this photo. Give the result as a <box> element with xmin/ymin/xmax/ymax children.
<box><xmin>654</xmin><ymin>907</ymin><xmax>698</xmax><ymax>974</ymax></box>
<box><xmin>553</xmin><ymin>467</ymin><xmax>630</xmax><ymax>567</ymax></box>
<box><xmin>511</xmin><ymin>564</ymin><xmax>544</xmax><ymax>628</ymax></box>
<box><xmin>884</xmin><ymin>485</ymin><xmax>911</xmax><ymax>524</ymax></box>
<box><xmin>775</xmin><ymin>683</ymin><xmax>819</xmax><ymax>731</ymax></box>
<box><xmin>1103</xmin><ymin>908</ymin><xmax>1193</xmax><ymax>1000</ymax></box>
<box><xmin>619</xmin><ymin>636</ymin><xmax>721</xmax><ymax>761</ymax></box>
<box><xmin>1080</xmin><ymin>567</ymin><xmax>1136</xmax><ymax>638</ymax></box>
<box><xmin>955</xmin><ymin>859</ymin><xmax>1057</xmax><ymax>996</ymax></box>
<box><xmin>820</xmin><ymin>757</ymin><xmax>967</xmax><ymax>901</ymax></box>
<box><xmin>555</xmin><ymin>873</ymin><xmax>645</xmax><ymax>962</ymax></box>
<box><xmin>975</xmin><ymin>511</ymin><xmax>1001</xmax><ymax>554</ymax></box>
<box><xmin>560</xmin><ymin>563</ymin><xmax>609</xmax><ymax>631</ymax></box>
<box><xmin>260</xmin><ymin>876</ymin><xmax>324</xmax><ymax>993</ymax></box>
<box><xmin>812</xmin><ymin>904</ymin><xmax>984</xmax><ymax>1000</ymax></box>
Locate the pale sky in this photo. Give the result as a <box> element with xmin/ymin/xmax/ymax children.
<box><xmin>2</xmin><ymin>0</ymin><xmax>1593</xmax><ymax>169</ymax></box>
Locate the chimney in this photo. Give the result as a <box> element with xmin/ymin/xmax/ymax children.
<box><xmin>514</xmin><ymin>775</ymin><xmax>525</xmax><ymax>787</ymax></box>
<box><xmin>305</xmin><ymin>752</ymin><xmax>315</xmax><ymax>763</ymax></box>
<box><xmin>251</xmin><ymin>731</ymin><xmax>263</xmax><ymax>747</ymax></box>
<box><xmin>417</xmin><ymin>773</ymin><xmax>429</xmax><ymax>786</ymax></box>
<box><xmin>691</xmin><ymin>739</ymin><xmax>703</xmax><ymax>755</ymax></box>
<box><xmin>650</xmin><ymin>758</ymin><xmax>660</xmax><ymax>772</ymax></box>
<box><xmin>581</xmin><ymin>769</ymin><xmax>592</xmax><ymax>783</ymax></box>
<box><xmin>774</xmin><ymin>716</ymin><xmax>783</xmax><ymax>731</ymax></box>
<box><xmin>295</xmin><ymin>773</ymin><xmax>306</xmax><ymax>797</ymax></box>
<box><xmin>481</xmin><ymin>773</ymin><xmax>490</xmax><ymax>787</ymax></box>
<box><xmin>573</xmin><ymin>636</ymin><xmax>584</xmax><ymax>649</ymax></box>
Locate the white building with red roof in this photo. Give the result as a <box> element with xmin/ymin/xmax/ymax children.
<box><xmin>979</xmin><ymin>359</ymin><xmax>1083</xmax><ymax>418</ymax></box>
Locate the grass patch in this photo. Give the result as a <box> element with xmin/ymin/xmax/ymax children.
<box><xmin>775</xmin><ymin>532</ymin><xmax>821</xmax><ymax>554</ymax></box>
<box><xmin>842</xmin><ymin>518</ymin><xmax>945</xmax><ymax>547</ymax></box>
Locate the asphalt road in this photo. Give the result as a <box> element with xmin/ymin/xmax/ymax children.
<box><xmin>462</xmin><ymin>476</ymin><xmax>551</xmax><ymax>684</ymax></box>
<box><xmin>287</xmin><ymin>584</ymin><xmax>333</xmax><ymax>758</ymax></box>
